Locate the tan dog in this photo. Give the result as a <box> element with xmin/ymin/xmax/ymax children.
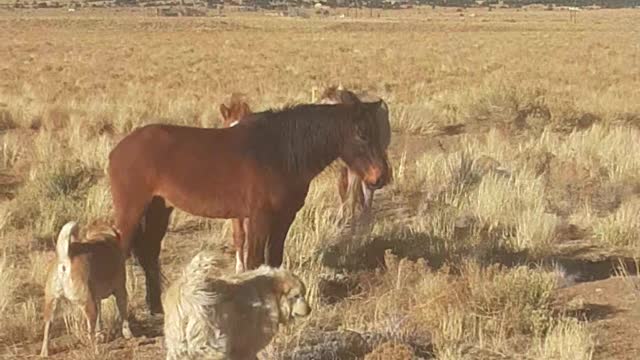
<box><xmin>40</xmin><ymin>221</ymin><xmax>132</xmax><ymax>357</ymax></box>
<box><xmin>163</xmin><ymin>251</ymin><xmax>311</xmax><ymax>360</ymax></box>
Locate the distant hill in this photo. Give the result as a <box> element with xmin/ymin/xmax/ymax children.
<box><xmin>3</xmin><ymin>0</ymin><xmax>639</xmax><ymax>10</ymax></box>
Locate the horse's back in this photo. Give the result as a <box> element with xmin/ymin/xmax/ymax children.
<box><xmin>108</xmin><ymin>123</ymin><xmax>267</xmax><ymax>218</ymax></box>
<box><xmin>109</xmin><ymin>124</ymin><xmax>176</xmax><ymax>163</ymax></box>
<box><xmin>109</xmin><ymin>124</ymin><xmax>233</xmax><ymax>166</ymax></box>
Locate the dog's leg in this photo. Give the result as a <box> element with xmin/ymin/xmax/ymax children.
<box><xmin>95</xmin><ymin>300</ymin><xmax>105</xmax><ymax>343</ymax></box>
<box><xmin>115</xmin><ymin>285</ymin><xmax>133</xmax><ymax>339</ymax></box>
<box><xmin>82</xmin><ymin>300</ymin><xmax>99</xmax><ymax>354</ymax></box>
<box><xmin>40</xmin><ymin>296</ymin><xmax>58</xmax><ymax>357</ymax></box>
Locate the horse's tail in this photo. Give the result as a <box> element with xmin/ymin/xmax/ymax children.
<box><xmin>56</xmin><ymin>221</ymin><xmax>79</xmax><ymax>264</ymax></box>
<box><xmin>163</xmin><ymin>251</ymin><xmax>223</xmax><ymax>359</ymax></box>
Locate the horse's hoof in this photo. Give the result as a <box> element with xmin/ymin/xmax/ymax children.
<box><xmin>147</xmin><ymin>300</ymin><xmax>164</xmax><ymax>316</ymax></box>
<box><xmin>122</xmin><ymin>326</ymin><xmax>133</xmax><ymax>340</ymax></box>
<box><xmin>149</xmin><ymin>307</ymin><xmax>164</xmax><ymax>316</ymax></box>
<box><xmin>95</xmin><ymin>332</ymin><xmax>107</xmax><ymax>344</ymax></box>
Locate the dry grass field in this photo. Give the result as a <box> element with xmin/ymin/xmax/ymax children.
<box><xmin>1</xmin><ymin>5</ymin><xmax>639</xmax><ymax>360</ymax></box>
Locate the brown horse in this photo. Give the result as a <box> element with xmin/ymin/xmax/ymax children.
<box><xmin>108</xmin><ymin>101</ymin><xmax>391</xmax><ymax>314</ymax></box>
<box><xmin>318</xmin><ymin>86</ymin><xmax>392</xmax><ymax>215</ymax></box>
<box><xmin>218</xmin><ymin>93</ymin><xmax>252</xmax><ymax>273</ymax></box>
<box><xmin>219</xmin><ymin>92</ymin><xmax>252</xmax><ymax>129</ymax></box>
<box><xmin>218</xmin><ymin>88</ymin><xmax>392</xmax><ymax>273</ymax></box>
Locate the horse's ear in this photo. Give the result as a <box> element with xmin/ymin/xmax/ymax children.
<box><xmin>241</xmin><ymin>102</ymin><xmax>252</xmax><ymax>116</ymax></box>
<box><xmin>375</xmin><ymin>99</ymin><xmax>388</xmax><ymax>113</ymax></box>
<box><xmin>219</xmin><ymin>104</ymin><xmax>230</xmax><ymax>120</ymax></box>
<box><xmin>320</xmin><ymin>86</ymin><xmax>337</xmax><ymax>102</ymax></box>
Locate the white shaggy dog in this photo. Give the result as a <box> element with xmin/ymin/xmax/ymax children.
<box><xmin>162</xmin><ymin>251</ymin><xmax>311</xmax><ymax>360</ymax></box>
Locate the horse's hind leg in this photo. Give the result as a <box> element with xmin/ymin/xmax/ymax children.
<box><xmin>133</xmin><ymin>196</ymin><xmax>173</xmax><ymax>315</ymax></box>
<box><xmin>231</xmin><ymin>218</ymin><xmax>246</xmax><ymax>273</ymax></box>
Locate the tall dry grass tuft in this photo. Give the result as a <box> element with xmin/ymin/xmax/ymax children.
<box><xmin>535</xmin><ymin>125</ymin><xmax>640</xmax><ymax>184</ymax></box>
<box><xmin>465</xmin><ymin>263</ymin><xmax>557</xmax><ymax>336</ymax></box>
<box><xmin>281</xmin><ymin>171</ymin><xmax>345</xmax><ymax>304</ymax></box>
<box><xmin>9</xmin><ymin>130</ymin><xmax>104</xmax><ymax>239</ymax></box>
<box><xmin>0</xmin><ymin>255</ymin><xmax>16</xmax><ymax>316</ymax></box>
<box><xmin>1</xmin><ymin>133</ymin><xmax>21</xmax><ymax>171</ymax></box>
<box><xmin>532</xmin><ymin>318</ymin><xmax>594</xmax><ymax>360</ymax></box>
<box><xmin>592</xmin><ymin>200</ymin><xmax>640</xmax><ymax>250</ymax></box>
<box><xmin>0</xmin><ymin>202</ymin><xmax>11</xmax><ymax>235</ymax></box>
<box><xmin>1</xmin><ymin>297</ymin><xmax>42</xmax><ymax>344</ymax></box>
<box><xmin>313</xmin><ymin>259</ymin><xmax>572</xmax><ymax>359</ymax></box>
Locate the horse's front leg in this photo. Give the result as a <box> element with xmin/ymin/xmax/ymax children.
<box><xmin>266</xmin><ymin>209</ymin><xmax>298</xmax><ymax>268</ymax></box>
<box><xmin>359</xmin><ymin>181</ymin><xmax>375</xmax><ymax>226</ymax></box>
<box><xmin>245</xmin><ymin>211</ymin><xmax>272</xmax><ymax>270</ymax></box>
<box><xmin>347</xmin><ymin>168</ymin><xmax>364</xmax><ymax>221</ymax></box>
<box><xmin>337</xmin><ymin>168</ymin><xmax>361</xmax><ymax>224</ymax></box>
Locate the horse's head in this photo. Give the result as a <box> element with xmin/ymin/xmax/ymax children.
<box><xmin>319</xmin><ymin>85</ymin><xmax>361</xmax><ymax>105</ymax></box>
<box><xmin>219</xmin><ymin>93</ymin><xmax>252</xmax><ymax>128</ymax></box>
<box><xmin>341</xmin><ymin>100</ymin><xmax>392</xmax><ymax>190</ymax></box>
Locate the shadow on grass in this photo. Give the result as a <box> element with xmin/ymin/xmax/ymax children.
<box><xmin>318</xmin><ymin>227</ymin><xmax>639</xmax><ymax>284</ymax></box>
<box><xmin>562</xmin><ymin>303</ymin><xmax>620</xmax><ymax>322</ymax></box>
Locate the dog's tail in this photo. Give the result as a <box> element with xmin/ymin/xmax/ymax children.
<box><xmin>56</xmin><ymin>221</ymin><xmax>79</xmax><ymax>264</ymax></box>
<box><xmin>163</xmin><ymin>251</ymin><xmax>224</xmax><ymax>359</ymax></box>
<box><xmin>181</xmin><ymin>251</ymin><xmax>217</xmax><ymax>297</ymax></box>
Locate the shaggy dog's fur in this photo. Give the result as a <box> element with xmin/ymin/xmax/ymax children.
<box><xmin>162</xmin><ymin>252</ymin><xmax>311</xmax><ymax>360</ymax></box>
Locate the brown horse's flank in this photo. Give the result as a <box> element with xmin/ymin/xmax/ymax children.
<box><xmin>108</xmin><ymin>101</ymin><xmax>390</xmax><ymax>313</ymax></box>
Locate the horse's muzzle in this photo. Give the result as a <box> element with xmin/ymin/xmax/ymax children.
<box><xmin>367</xmin><ymin>176</ymin><xmax>386</xmax><ymax>190</ymax></box>
<box><xmin>363</xmin><ymin>165</ymin><xmax>389</xmax><ymax>190</ymax></box>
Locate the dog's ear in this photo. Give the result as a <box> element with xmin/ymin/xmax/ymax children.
<box><xmin>274</xmin><ymin>273</ymin><xmax>293</xmax><ymax>296</ymax></box>
<box><xmin>241</xmin><ymin>102</ymin><xmax>252</xmax><ymax>117</ymax></box>
<box><xmin>111</xmin><ymin>226</ymin><xmax>122</xmax><ymax>242</ymax></box>
<box><xmin>69</xmin><ymin>223</ymin><xmax>80</xmax><ymax>243</ymax></box>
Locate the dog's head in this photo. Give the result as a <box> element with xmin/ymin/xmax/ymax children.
<box><xmin>274</xmin><ymin>270</ymin><xmax>311</xmax><ymax>324</ymax></box>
